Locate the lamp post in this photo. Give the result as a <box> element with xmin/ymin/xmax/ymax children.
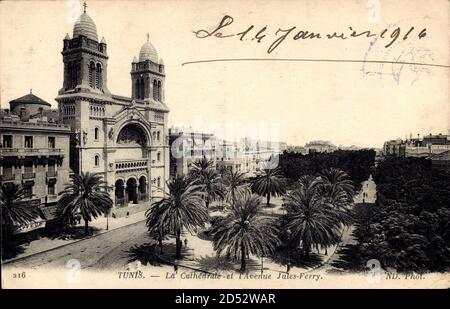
<box><xmin>286</xmin><ymin>229</ymin><xmax>292</xmax><ymax>273</ymax></box>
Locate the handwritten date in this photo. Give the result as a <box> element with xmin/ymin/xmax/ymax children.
<box><xmin>193</xmin><ymin>15</ymin><xmax>427</xmax><ymax>54</ymax></box>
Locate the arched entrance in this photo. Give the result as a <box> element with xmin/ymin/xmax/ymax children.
<box><xmin>115</xmin><ymin>179</ymin><xmax>125</xmax><ymax>207</ymax></box>
<box><xmin>126</xmin><ymin>177</ymin><xmax>138</xmax><ymax>204</ymax></box>
<box><xmin>116</xmin><ymin>123</ymin><xmax>149</xmax><ymax>158</ymax></box>
<box><xmin>138</xmin><ymin>176</ymin><xmax>148</xmax><ymax>202</ymax></box>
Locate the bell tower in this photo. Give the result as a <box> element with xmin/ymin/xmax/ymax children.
<box><xmin>131</xmin><ymin>34</ymin><xmax>165</xmax><ymax>102</ymax></box>
<box><xmin>59</xmin><ymin>3</ymin><xmax>110</xmax><ymax>95</ymax></box>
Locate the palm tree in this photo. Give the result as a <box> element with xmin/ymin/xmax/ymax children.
<box><xmin>319</xmin><ymin>168</ymin><xmax>355</xmax><ymax>201</ymax></box>
<box><xmin>1</xmin><ymin>183</ymin><xmax>39</xmax><ymax>240</ymax></box>
<box><xmin>211</xmin><ymin>193</ymin><xmax>279</xmax><ymax>272</ymax></box>
<box><xmin>251</xmin><ymin>167</ymin><xmax>287</xmax><ymax>206</ymax></box>
<box><xmin>282</xmin><ymin>182</ymin><xmax>343</xmax><ymax>259</ymax></box>
<box><xmin>146</xmin><ymin>175</ymin><xmax>209</xmax><ymax>258</ymax></box>
<box><xmin>187</xmin><ymin>156</ymin><xmax>215</xmax><ymax>182</ymax></box>
<box><xmin>57</xmin><ymin>172</ymin><xmax>113</xmax><ymax>236</ymax></box>
<box><xmin>200</xmin><ymin>169</ymin><xmax>226</xmax><ymax>208</ymax></box>
<box><xmin>187</xmin><ymin>157</ymin><xmax>225</xmax><ymax>208</ymax></box>
<box><xmin>297</xmin><ymin>175</ymin><xmax>321</xmax><ymax>190</ymax></box>
<box><xmin>222</xmin><ymin>170</ymin><xmax>250</xmax><ymax>203</ymax></box>
<box><xmin>318</xmin><ymin>168</ymin><xmax>355</xmax><ymax>225</ymax></box>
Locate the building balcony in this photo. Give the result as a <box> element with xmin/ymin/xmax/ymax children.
<box><xmin>0</xmin><ymin>174</ymin><xmax>15</xmax><ymax>182</ymax></box>
<box><xmin>115</xmin><ymin>159</ymin><xmax>148</xmax><ymax>171</ymax></box>
<box><xmin>22</xmin><ymin>172</ymin><xmax>36</xmax><ymax>180</ymax></box>
<box><xmin>0</xmin><ymin>148</ymin><xmax>64</xmax><ymax>157</ymax></box>
<box><xmin>0</xmin><ymin>119</ymin><xmax>70</xmax><ymax>131</ymax></box>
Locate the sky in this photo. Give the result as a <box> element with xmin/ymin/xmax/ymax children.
<box><xmin>0</xmin><ymin>0</ymin><xmax>448</xmax><ymax>148</ymax></box>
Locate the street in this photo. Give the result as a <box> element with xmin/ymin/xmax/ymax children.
<box><xmin>316</xmin><ymin>175</ymin><xmax>377</xmax><ymax>273</ymax></box>
<box><xmin>4</xmin><ymin>220</ymin><xmax>151</xmax><ymax>271</ymax></box>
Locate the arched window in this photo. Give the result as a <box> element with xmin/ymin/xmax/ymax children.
<box><xmin>94</xmin><ymin>127</ymin><xmax>99</xmax><ymax>140</ymax></box>
<box><xmin>157</xmin><ymin>177</ymin><xmax>161</xmax><ymax>188</ymax></box>
<box><xmin>140</xmin><ymin>79</ymin><xmax>145</xmax><ymax>99</ymax></box>
<box><xmin>135</xmin><ymin>79</ymin><xmax>140</xmax><ymax>99</ymax></box>
<box><xmin>72</xmin><ymin>62</ymin><xmax>80</xmax><ymax>89</ymax></box>
<box><xmin>157</xmin><ymin>80</ymin><xmax>162</xmax><ymax>101</ymax></box>
<box><xmin>94</xmin><ymin>155</ymin><xmax>100</xmax><ymax>167</ymax></box>
<box><xmin>89</xmin><ymin>62</ymin><xmax>95</xmax><ymax>88</ymax></box>
<box><xmin>95</xmin><ymin>63</ymin><xmax>102</xmax><ymax>89</ymax></box>
<box><xmin>67</xmin><ymin>62</ymin><xmax>73</xmax><ymax>89</ymax></box>
<box><xmin>153</xmin><ymin>80</ymin><xmax>158</xmax><ymax>100</ymax></box>
<box><xmin>157</xmin><ymin>152</ymin><xmax>161</xmax><ymax>161</ymax></box>
<box><xmin>157</xmin><ymin>131</ymin><xmax>160</xmax><ymax>141</ymax></box>
<box><xmin>70</xmin><ymin>62</ymin><xmax>78</xmax><ymax>89</ymax></box>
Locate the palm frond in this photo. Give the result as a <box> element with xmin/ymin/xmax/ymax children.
<box><xmin>1</xmin><ymin>183</ymin><xmax>40</xmax><ymax>228</ymax></box>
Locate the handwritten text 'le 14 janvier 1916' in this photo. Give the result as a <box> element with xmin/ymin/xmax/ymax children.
<box><xmin>193</xmin><ymin>15</ymin><xmax>427</xmax><ymax>54</ymax></box>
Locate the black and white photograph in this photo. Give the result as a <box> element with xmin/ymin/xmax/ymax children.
<box><xmin>0</xmin><ymin>0</ymin><xmax>449</xmax><ymax>290</ymax></box>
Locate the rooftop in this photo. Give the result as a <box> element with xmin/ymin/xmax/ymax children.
<box><xmin>9</xmin><ymin>92</ymin><xmax>51</xmax><ymax>106</ymax></box>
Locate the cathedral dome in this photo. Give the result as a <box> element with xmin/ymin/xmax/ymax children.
<box><xmin>139</xmin><ymin>34</ymin><xmax>158</xmax><ymax>63</ymax></box>
<box><xmin>73</xmin><ymin>12</ymin><xmax>98</xmax><ymax>41</ymax></box>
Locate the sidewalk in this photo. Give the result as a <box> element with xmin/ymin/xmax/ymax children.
<box><xmin>3</xmin><ymin>210</ymin><xmax>147</xmax><ymax>263</ymax></box>
<box><xmin>141</xmin><ymin>227</ymin><xmax>338</xmax><ymax>277</ymax></box>
<box><xmin>354</xmin><ymin>175</ymin><xmax>377</xmax><ymax>204</ymax></box>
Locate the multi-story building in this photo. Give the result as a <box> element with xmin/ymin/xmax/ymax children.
<box><xmin>286</xmin><ymin>145</ymin><xmax>308</xmax><ymax>154</ymax></box>
<box><xmin>240</xmin><ymin>148</ymin><xmax>277</xmax><ymax>176</ymax></box>
<box><xmin>305</xmin><ymin>140</ymin><xmax>337</xmax><ymax>153</ymax></box>
<box><xmin>383</xmin><ymin>139</ymin><xmax>406</xmax><ymax>157</ymax></box>
<box><xmin>169</xmin><ymin>127</ymin><xmax>216</xmax><ymax>177</ymax></box>
<box><xmin>385</xmin><ymin>134</ymin><xmax>450</xmax><ymax>158</ymax></box>
<box><xmin>54</xmin><ymin>7</ymin><xmax>170</xmax><ymax>212</ymax></box>
<box><xmin>215</xmin><ymin>140</ymin><xmax>237</xmax><ymax>173</ymax></box>
<box><xmin>216</xmin><ymin>139</ymin><xmax>279</xmax><ymax>176</ymax></box>
<box><xmin>423</xmin><ymin>133</ymin><xmax>450</xmax><ymax>145</ymax></box>
<box><xmin>168</xmin><ymin>130</ymin><xmax>282</xmax><ymax>177</ymax></box>
<box><xmin>429</xmin><ymin>150</ymin><xmax>450</xmax><ymax>171</ymax></box>
<box><xmin>0</xmin><ymin>94</ymin><xmax>71</xmax><ymax>234</ymax></box>
<box><xmin>384</xmin><ymin>133</ymin><xmax>450</xmax><ymax>160</ymax></box>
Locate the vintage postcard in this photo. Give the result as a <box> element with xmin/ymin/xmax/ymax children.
<box><xmin>1</xmin><ymin>0</ymin><xmax>449</xmax><ymax>290</ymax></box>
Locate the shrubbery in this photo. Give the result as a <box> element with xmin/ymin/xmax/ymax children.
<box><xmin>279</xmin><ymin>149</ymin><xmax>376</xmax><ymax>190</ymax></box>
<box><xmin>354</xmin><ymin>157</ymin><xmax>450</xmax><ymax>272</ymax></box>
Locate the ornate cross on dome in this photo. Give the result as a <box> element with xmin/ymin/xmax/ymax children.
<box><xmin>83</xmin><ymin>1</ymin><xmax>87</xmax><ymax>13</ymax></box>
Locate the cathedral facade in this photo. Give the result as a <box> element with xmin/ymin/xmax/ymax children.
<box><xmin>55</xmin><ymin>8</ymin><xmax>169</xmax><ymax>211</ymax></box>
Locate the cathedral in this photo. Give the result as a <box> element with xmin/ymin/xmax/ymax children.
<box><xmin>55</xmin><ymin>5</ymin><xmax>170</xmax><ymax>212</ymax></box>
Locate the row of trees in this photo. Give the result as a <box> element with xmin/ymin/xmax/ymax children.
<box><xmin>146</xmin><ymin>157</ymin><xmax>355</xmax><ymax>271</ymax></box>
<box><xmin>353</xmin><ymin>157</ymin><xmax>450</xmax><ymax>272</ymax></box>
<box><xmin>2</xmin><ymin>156</ymin><xmax>357</xmax><ymax>271</ymax></box>
<box><xmin>279</xmin><ymin>149</ymin><xmax>375</xmax><ymax>190</ymax></box>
